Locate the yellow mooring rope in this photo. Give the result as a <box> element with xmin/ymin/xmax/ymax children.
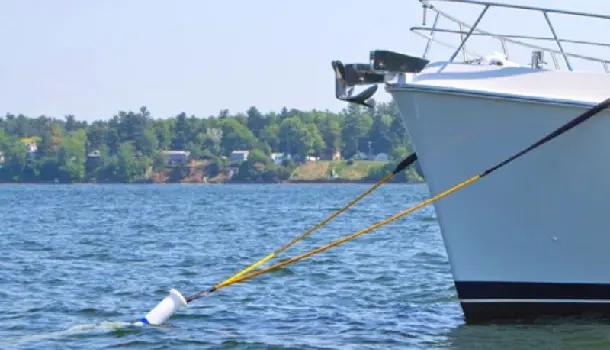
<box><xmin>219</xmin><ymin>172</ymin><xmax>394</xmax><ymax>286</ymax></box>
<box><xmin>187</xmin><ymin>96</ymin><xmax>610</xmax><ymax>302</ymax></box>
<box><xmin>215</xmin><ymin>174</ymin><xmax>479</xmax><ymax>290</ymax></box>
<box><xmin>186</xmin><ymin>153</ymin><xmax>418</xmax><ymax>302</ymax></box>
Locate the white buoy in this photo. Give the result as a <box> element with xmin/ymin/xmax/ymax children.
<box><xmin>140</xmin><ymin>288</ymin><xmax>188</xmax><ymax>326</ymax></box>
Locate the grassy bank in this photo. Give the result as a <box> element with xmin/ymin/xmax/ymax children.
<box><xmin>289</xmin><ymin>160</ymin><xmax>389</xmax><ymax>181</ymax></box>
<box><xmin>143</xmin><ymin>159</ymin><xmax>424</xmax><ymax>184</ymax></box>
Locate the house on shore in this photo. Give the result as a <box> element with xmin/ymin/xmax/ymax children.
<box><xmin>270</xmin><ymin>152</ymin><xmax>292</xmax><ymax>165</ymax></box>
<box><xmin>373</xmin><ymin>152</ymin><xmax>389</xmax><ymax>161</ymax></box>
<box><xmin>230</xmin><ymin>150</ymin><xmax>249</xmax><ymax>162</ymax></box>
<box><xmin>160</xmin><ymin>150</ymin><xmax>190</xmax><ymax>165</ymax></box>
<box><xmin>24</xmin><ymin>142</ymin><xmax>37</xmax><ymax>159</ymax></box>
<box><xmin>86</xmin><ymin>150</ymin><xmax>102</xmax><ymax>171</ymax></box>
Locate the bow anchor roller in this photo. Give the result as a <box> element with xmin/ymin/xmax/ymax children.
<box><xmin>332</xmin><ymin>50</ymin><xmax>429</xmax><ymax>107</ymax></box>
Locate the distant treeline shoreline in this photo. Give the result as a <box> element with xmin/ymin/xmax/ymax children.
<box><xmin>0</xmin><ymin>101</ymin><xmax>424</xmax><ymax>184</ymax></box>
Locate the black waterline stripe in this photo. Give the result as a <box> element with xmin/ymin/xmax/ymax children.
<box><xmin>460</xmin><ymin>301</ymin><xmax>610</xmax><ymax>324</ymax></box>
<box><xmin>455</xmin><ymin>281</ymin><xmax>610</xmax><ymax>300</ymax></box>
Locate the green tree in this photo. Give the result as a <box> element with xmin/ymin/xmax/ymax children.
<box><xmin>137</xmin><ymin>125</ymin><xmax>159</xmax><ymax>157</ymax></box>
<box><xmin>116</xmin><ymin>142</ymin><xmax>146</xmax><ymax>182</ymax></box>
<box><xmin>220</xmin><ymin>118</ymin><xmax>257</xmax><ymax>155</ymax></box>
<box><xmin>168</xmin><ymin>165</ymin><xmax>188</xmax><ymax>183</ymax></box>
<box><xmin>171</xmin><ymin>112</ymin><xmax>189</xmax><ymax>150</ymax></box>
<box><xmin>342</xmin><ymin>104</ymin><xmax>373</xmax><ymax>158</ymax></box>
<box><xmin>106</xmin><ymin>128</ymin><xmax>120</xmax><ymax>155</ymax></box>
<box><xmin>57</xmin><ymin>129</ymin><xmax>87</xmax><ymax>182</ymax></box>
<box><xmin>0</xmin><ymin>134</ymin><xmax>27</xmax><ymax>181</ymax></box>
<box><xmin>37</xmin><ymin>128</ymin><xmax>56</xmax><ymax>157</ymax></box>
<box><xmin>246</xmin><ymin>106</ymin><xmax>266</xmax><ymax>138</ymax></box>
<box><xmin>278</xmin><ymin>117</ymin><xmax>313</xmax><ymax>160</ymax></box>
<box><xmin>154</xmin><ymin>120</ymin><xmax>172</xmax><ymax>150</ymax></box>
<box><xmin>260</xmin><ymin>123</ymin><xmax>280</xmax><ymax>152</ymax></box>
<box><xmin>152</xmin><ymin>152</ymin><xmax>167</xmax><ymax>172</ymax></box>
<box><xmin>369</xmin><ymin>113</ymin><xmax>393</xmax><ymax>154</ymax></box>
<box><xmin>201</xmin><ymin>128</ymin><xmax>222</xmax><ymax>155</ymax></box>
<box><xmin>234</xmin><ymin>149</ymin><xmax>270</xmax><ymax>182</ymax></box>
<box><xmin>204</xmin><ymin>157</ymin><xmax>226</xmax><ymax>177</ymax></box>
<box><xmin>307</xmin><ymin>124</ymin><xmax>326</xmax><ymax>157</ymax></box>
<box><xmin>317</xmin><ymin>116</ymin><xmax>342</xmax><ymax>156</ymax></box>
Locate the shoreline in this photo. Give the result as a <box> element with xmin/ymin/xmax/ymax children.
<box><xmin>0</xmin><ymin>180</ymin><xmax>426</xmax><ymax>185</ymax></box>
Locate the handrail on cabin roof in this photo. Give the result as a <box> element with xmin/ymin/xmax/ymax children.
<box><xmin>417</xmin><ymin>0</ymin><xmax>610</xmax><ymax>72</ymax></box>
<box><xmin>422</xmin><ymin>0</ymin><xmax>610</xmax><ymax>20</ymax></box>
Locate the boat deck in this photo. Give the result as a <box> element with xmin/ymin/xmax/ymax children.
<box><xmin>389</xmin><ymin>61</ymin><xmax>610</xmax><ymax>107</ymax></box>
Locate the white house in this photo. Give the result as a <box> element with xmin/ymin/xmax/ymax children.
<box><xmin>230</xmin><ymin>150</ymin><xmax>249</xmax><ymax>162</ymax></box>
<box><xmin>351</xmin><ymin>152</ymin><xmax>368</xmax><ymax>160</ymax></box>
<box><xmin>160</xmin><ymin>150</ymin><xmax>190</xmax><ymax>165</ymax></box>
<box><xmin>270</xmin><ymin>152</ymin><xmax>290</xmax><ymax>165</ymax></box>
<box><xmin>374</xmin><ymin>153</ymin><xmax>389</xmax><ymax>161</ymax></box>
<box><xmin>25</xmin><ymin>143</ymin><xmax>37</xmax><ymax>159</ymax></box>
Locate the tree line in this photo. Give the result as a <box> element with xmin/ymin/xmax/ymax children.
<box><xmin>0</xmin><ymin>100</ymin><xmax>421</xmax><ymax>183</ymax></box>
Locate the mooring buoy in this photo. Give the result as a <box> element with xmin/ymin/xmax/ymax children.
<box><xmin>139</xmin><ymin>289</ymin><xmax>188</xmax><ymax>325</ymax></box>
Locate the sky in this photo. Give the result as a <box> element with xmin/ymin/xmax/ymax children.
<box><xmin>0</xmin><ymin>0</ymin><xmax>608</xmax><ymax>122</ymax></box>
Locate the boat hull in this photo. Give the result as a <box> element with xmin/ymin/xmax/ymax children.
<box><xmin>388</xmin><ymin>71</ymin><xmax>610</xmax><ymax>323</ymax></box>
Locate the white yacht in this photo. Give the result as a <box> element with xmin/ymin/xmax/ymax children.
<box><xmin>331</xmin><ymin>0</ymin><xmax>610</xmax><ymax>323</ymax></box>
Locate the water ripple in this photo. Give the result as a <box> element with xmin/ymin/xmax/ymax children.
<box><xmin>0</xmin><ymin>183</ymin><xmax>603</xmax><ymax>349</ymax></box>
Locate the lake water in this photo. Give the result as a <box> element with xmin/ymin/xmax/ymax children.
<box><xmin>2</xmin><ymin>184</ymin><xmax>610</xmax><ymax>349</ymax></box>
